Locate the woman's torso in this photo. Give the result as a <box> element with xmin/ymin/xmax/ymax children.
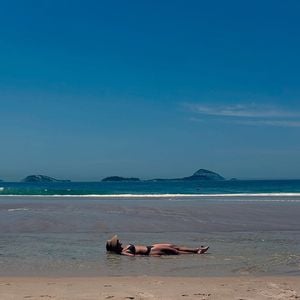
<box><xmin>123</xmin><ymin>244</ymin><xmax>152</xmax><ymax>255</ymax></box>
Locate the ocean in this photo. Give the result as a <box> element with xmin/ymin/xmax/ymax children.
<box><xmin>0</xmin><ymin>180</ymin><xmax>300</xmax><ymax>277</ymax></box>
<box><xmin>1</xmin><ymin>179</ymin><xmax>300</xmax><ymax>196</ymax></box>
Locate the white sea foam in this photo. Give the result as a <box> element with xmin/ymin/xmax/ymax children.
<box><xmin>7</xmin><ymin>208</ymin><xmax>29</xmax><ymax>212</ymax></box>
<box><xmin>0</xmin><ymin>187</ymin><xmax>4</xmax><ymax>191</ymax></box>
<box><xmin>1</xmin><ymin>193</ymin><xmax>300</xmax><ymax>198</ymax></box>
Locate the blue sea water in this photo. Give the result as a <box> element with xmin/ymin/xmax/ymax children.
<box><xmin>1</xmin><ymin>179</ymin><xmax>300</xmax><ymax>196</ymax></box>
<box><xmin>0</xmin><ymin>180</ymin><xmax>300</xmax><ymax>277</ymax></box>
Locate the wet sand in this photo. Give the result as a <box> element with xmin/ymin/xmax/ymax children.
<box><xmin>1</xmin><ymin>276</ymin><xmax>300</xmax><ymax>299</ymax></box>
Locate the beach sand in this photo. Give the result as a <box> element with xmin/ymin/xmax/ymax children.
<box><xmin>1</xmin><ymin>276</ymin><xmax>300</xmax><ymax>300</ymax></box>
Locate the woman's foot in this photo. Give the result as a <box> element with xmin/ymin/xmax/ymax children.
<box><xmin>197</xmin><ymin>246</ymin><xmax>209</xmax><ymax>254</ymax></box>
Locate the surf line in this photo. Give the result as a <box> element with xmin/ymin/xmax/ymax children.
<box><xmin>1</xmin><ymin>193</ymin><xmax>300</xmax><ymax>198</ymax></box>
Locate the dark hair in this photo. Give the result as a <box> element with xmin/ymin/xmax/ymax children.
<box><xmin>106</xmin><ymin>241</ymin><xmax>113</xmax><ymax>251</ymax></box>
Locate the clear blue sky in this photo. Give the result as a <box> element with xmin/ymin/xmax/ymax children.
<box><xmin>0</xmin><ymin>0</ymin><xmax>300</xmax><ymax>181</ymax></box>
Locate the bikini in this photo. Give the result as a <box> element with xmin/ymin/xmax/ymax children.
<box><xmin>126</xmin><ymin>244</ymin><xmax>153</xmax><ymax>255</ymax></box>
<box><xmin>126</xmin><ymin>244</ymin><xmax>136</xmax><ymax>255</ymax></box>
<box><xmin>145</xmin><ymin>245</ymin><xmax>153</xmax><ymax>255</ymax></box>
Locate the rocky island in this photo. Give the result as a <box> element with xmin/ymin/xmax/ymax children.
<box><xmin>102</xmin><ymin>176</ymin><xmax>141</xmax><ymax>182</ymax></box>
<box><xmin>102</xmin><ymin>169</ymin><xmax>225</xmax><ymax>182</ymax></box>
<box><xmin>150</xmin><ymin>169</ymin><xmax>225</xmax><ymax>181</ymax></box>
<box><xmin>181</xmin><ymin>169</ymin><xmax>225</xmax><ymax>181</ymax></box>
<box><xmin>22</xmin><ymin>175</ymin><xmax>71</xmax><ymax>183</ymax></box>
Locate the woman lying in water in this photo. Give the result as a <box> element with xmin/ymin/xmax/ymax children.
<box><xmin>106</xmin><ymin>235</ymin><xmax>209</xmax><ymax>256</ymax></box>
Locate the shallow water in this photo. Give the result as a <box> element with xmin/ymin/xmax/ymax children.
<box><xmin>0</xmin><ymin>195</ymin><xmax>300</xmax><ymax>276</ymax></box>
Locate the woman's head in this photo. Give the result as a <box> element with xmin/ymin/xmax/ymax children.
<box><xmin>106</xmin><ymin>235</ymin><xmax>122</xmax><ymax>253</ymax></box>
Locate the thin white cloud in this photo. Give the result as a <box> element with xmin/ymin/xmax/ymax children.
<box><xmin>185</xmin><ymin>103</ymin><xmax>300</xmax><ymax>128</ymax></box>
<box><xmin>238</xmin><ymin>120</ymin><xmax>300</xmax><ymax>127</ymax></box>
<box><xmin>186</xmin><ymin>103</ymin><xmax>298</xmax><ymax>118</ymax></box>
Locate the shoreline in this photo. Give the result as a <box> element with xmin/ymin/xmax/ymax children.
<box><xmin>1</xmin><ymin>192</ymin><xmax>300</xmax><ymax>198</ymax></box>
<box><xmin>1</xmin><ymin>275</ymin><xmax>299</xmax><ymax>299</ymax></box>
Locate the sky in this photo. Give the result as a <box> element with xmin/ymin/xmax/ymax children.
<box><xmin>0</xmin><ymin>0</ymin><xmax>300</xmax><ymax>181</ymax></box>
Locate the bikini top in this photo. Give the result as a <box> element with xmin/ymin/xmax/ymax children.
<box><xmin>126</xmin><ymin>244</ymin><xmax>136</xmax><ymax>254</ymax></box>
<box><xmin>125</xmin><ymin>244</ymin><xmax>153</xmax><ymax>255</ymax></box>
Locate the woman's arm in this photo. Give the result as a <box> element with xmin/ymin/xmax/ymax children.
<box><xmin>121</xmin><ymin>250</ymin><xmax>135</xmax><ymax>256</ymax></box>
<box><xmin>121</xmin><ymin>245</ymin><xmax>136</xmax><ymax>256</ymax></box>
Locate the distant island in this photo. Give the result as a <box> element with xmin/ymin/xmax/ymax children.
<box><xmin>102</xmin><ymin>176</ymin><xmax>141</xmax><ymax>182</ymax></box>
<box><xmin>151</xmin><ymin>169</ymin><xmax>225</xmax><ymax>181</ymax></box>
<box><xmin>22</xmin><ymin>175</ymin><xmax>71</xmax><ymax>183</ymax></box>
<box><xmin>20</xmin><ymin>169</ymin><xmax>225</xmax><ymax>183</ymax></box>
<box><xmin>181</xmin><ymin>169</ymin><xmax>225</xmax><ymax>181</ymax></box>
<box><xmin>102</xmin><ymin>169</ymin><xmax>225</xmax><ymax>182</ymax></box>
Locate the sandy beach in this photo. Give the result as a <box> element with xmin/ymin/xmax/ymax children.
<box><xmin>1</xmin><ymin>276</ymin><xmax>300</xmax><ymax>300</ymax></box>
<box><xmin>1</xmin><ymin>195</ymin><xmax>300</xmax><ymax>299</ymax></box>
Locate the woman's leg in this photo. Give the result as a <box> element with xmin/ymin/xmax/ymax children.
<box><xmin>174</xmin><ymin>246</ymin><xmax>209</xmax><ymax>254</ymax></box>
<box><xmin>150</xmin><ymin>245</ymin><xmax>179</xmax><ymax>256</ymax></box>
<box><xmin>152</xmin><ymin>244</ymin><xmax>209</xmax><ymax>254</ymax></box>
